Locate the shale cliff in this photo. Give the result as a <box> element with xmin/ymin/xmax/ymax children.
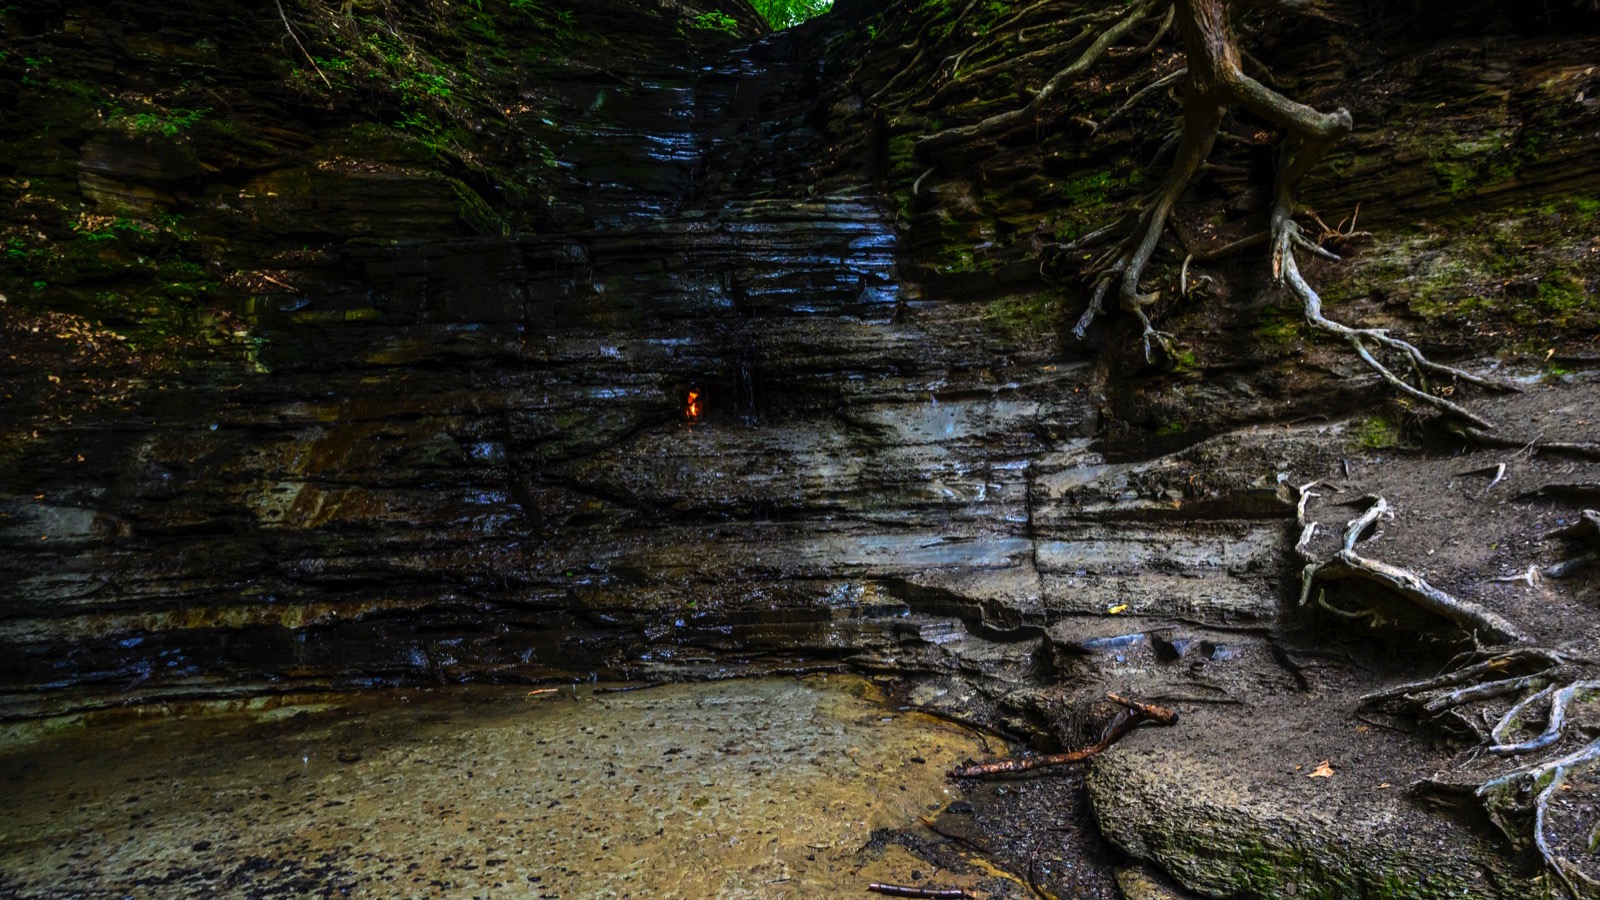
<box><xmin>3</xmin><ymin>2</ymin><xmax>1600</xmax><ymax>894</ymax></box>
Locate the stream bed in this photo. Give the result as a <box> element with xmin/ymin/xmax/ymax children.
<box><xmin>0</xmin><ymin>676</ymin><xmax>989</xmax><ymax>898</ymax></box>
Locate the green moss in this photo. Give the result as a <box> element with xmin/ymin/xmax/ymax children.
<box><xmin>1535</xmin><ymin>270</ymin><xmax>1593</xmax><ymax>324</ymax></box>
<box><xmin>1050</xmin><ymin>165</ymin><xmax>1143</xmax><ymax>238</ymax></box>
<box><xmin>1222</xmin><ymin>838</ymin><xmax>1489</xmax><ymax>900</ymax></box>
<box><xmin>107</xmin><ymin>104</ymin><xmax>208</xmax><ymax>137</ymax></box>
<box><xmin>984</xmin><ymin>293</ymin><xmax>1060</xmax><ymax>336</ymax></box>
<box><xmin>1170</xmin><ymin>349</ymin><xmax>1200</xmax><ymax>374</ymax></box>
<box><xmin>1330</xmin><ymin>202</ymin><xmax>1599</xmax><ymax>341</ymax></box>
<box><xmin>1253</xmin><ymin>305</ymin><xmax>1304</xmax><ymax>345</ymax></box>
<box><xmin>1353</xmin><ymin>415</ymin><xmax>1402</xmax><ymax>451</ymax></box>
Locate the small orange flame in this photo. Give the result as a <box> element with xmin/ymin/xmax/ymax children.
<box><xmin>685</xmin><ymin>390</ymin><xmax>702</xmax><ymax>420</ymax></box>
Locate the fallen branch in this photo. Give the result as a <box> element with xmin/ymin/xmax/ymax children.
<box><xmin>949</xmin><ymin>693</ymin><xmax>1177</xmax><ymax>778</ymax></box>
<box><xmin>867</xmin><ymin>883</ymin><xmax>974</xmax><ymax>899</ymax></box>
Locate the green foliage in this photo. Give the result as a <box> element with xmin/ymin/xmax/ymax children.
<box><xmin>691</xmin><ymin>11</ymin><xmax>741</xmax><ymax>35</ymax></box>
<box><xmin>750</xmin><ymin>0</ymin><xmax>833</xmax><ymax>29</ymax></box>
<box><xmin>71</xmin><ymin>217</ymin><xmax>153</xmax><ymax>242</ymax></box>
<box><xmin>108</xmin><ymin>105</ymin><xmax>209</xmax><ymax>136</ymax></box>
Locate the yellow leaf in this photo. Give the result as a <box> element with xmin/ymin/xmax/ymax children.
<box><xmin>1108</xmin><ymin>604</ymin><xmax>1128</xmax><ymax>615</ymax></box>
<box><xmin>1308</xmin><ymin>760</ymin><xmax>1335</xmax><ymax>778</ymax></box>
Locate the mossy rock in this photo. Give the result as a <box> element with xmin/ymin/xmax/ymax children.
<box><xmin>1088</xmin><ymin>739</ymin><xmax>1534</xmax><ymax>899</ymax></box>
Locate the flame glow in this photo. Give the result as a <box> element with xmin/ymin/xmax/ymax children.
<box><xmin>685</xmin><ymin>390</ymin><xmax>702</xmax><ymax>420</ymax></box>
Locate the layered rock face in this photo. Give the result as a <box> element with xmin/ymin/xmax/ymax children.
<box><xmin>6</xmin><ymin>2</ymin><xmax>1600</xmax><ymax>896</ymax></box>
<box><xmin>1</xmin><ymin>0</ymin><xmax>1596</xmax><ymax>725</ymax></box>
<box><xmin>0</xmin><ymin>0</ymin><xmax>1316</xmax><ymax>718</ymax></box>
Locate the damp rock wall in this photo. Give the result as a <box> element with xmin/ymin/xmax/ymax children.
<box><xmin>2</xmin><ymin>0</ymin><xmax>1598</xmax><ymax>723</ymax></box>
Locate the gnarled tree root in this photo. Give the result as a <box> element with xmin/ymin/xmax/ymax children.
<box><xmin>1371</xmin><ymin>646</ymin><xmax>1600</xmax><ymax>896</ymax></box>
<box><xmin>1479</xmin><ymin>734</ymin><xmax>1600</xmax><ymax>898</ymax></box>
<box><xmin>1546</xmin><ymin>510</ymin><xmax>1600</xmax><ymax>579</ymax></box>
<box><xmin>918</xmin><ymin>0</ymin><xmax>1512</xmax><ymax>425</ymax></box>
<box><xmin>1296</xmin><ymin>491</ymin><xmax>1528</xmax><ymax>644</ymax></box>
<box><xmin>1310</xmin><ymin>552</ymin><xmax>1528</xmax><ymax>645</ymax></box>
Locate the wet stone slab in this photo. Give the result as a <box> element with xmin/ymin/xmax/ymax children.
<box><xmin>0</xmin><ymin>676</ymin><xmax>987</xmax><ymax>898</ymax></box>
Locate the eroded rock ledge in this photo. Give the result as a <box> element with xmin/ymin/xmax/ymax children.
<box><xmin>3</xmin><ymin>1</ymin><xmax>1600</xmax><ymax>896</ymax></box>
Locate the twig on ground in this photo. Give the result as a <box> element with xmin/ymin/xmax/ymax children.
<box><xmin>867</xmin><ymin>883</ymin><xmax>974</xmax><ymax>899</ymax></box>
<box><xmin>949</xmin><ymin>694</ymin><xmax>1177</xmax><ymax>778</ymax></box>
<box><xmin>1456</xmin><ymin>462</ymin><xmax>1507</xmax><ymax>494</ymax></box>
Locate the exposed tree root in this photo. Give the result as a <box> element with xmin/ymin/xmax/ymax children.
<box><xmin>1455</xmin><ymin>428</ymin><xmax>1600</xmax><ymax>461</ymax></box>
<box><xmin>1295</xmin><ymin>490</ymin><xmax>1527</xmax><ymax>644</ymax></box>
<box><xmin>913</xmin><ymin>0</ymin><xmax>1512</xmax><ymax>425</ymax></box>
<box><xmin>1368</xmin><ymin>639</ymin><xmax>1600</xmax><ymax>894</ymax></box>
<box><xmin>1546</xmin><ymin>510</ymin><xmax>1600</xmax><ymax>579</ymax></box>
<box><xmin>869</xmin><ymin>0</ymin><xmax>984</xmax><ymax>103</ymax></box>
<box><xmin>1311</xmin><ymin>552</ymin><xmax>1528</xmax><ymax>644</ymax></box>
<box><xmin>1479</xmin><ymin>734</ymin><xmax>1600</xmax><ymax>898</ymax></box>
<box><xmin>1521</xmin><ymin>484</ymin><xmax>1600</xmax><ymax>504</ymax></box>
<box><xmin>926</xmin><ymin>15</ymin><xmax>1111</xmax><ymax>107</ymax></box>
<box><xmin>915</xmin><ymin>0</ymin><xmax>1163</xmax><ymax>156</ymax></box>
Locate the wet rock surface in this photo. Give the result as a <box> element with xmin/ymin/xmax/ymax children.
<box><xmin>2</xmin><ymin>0</ymin><xmax>1600</xmax><ymax>896</ymax></box>
<box><xmin>0</xmin><ymin>676</ymin><xmax>997</xmax><ymax>898</ymax></box>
